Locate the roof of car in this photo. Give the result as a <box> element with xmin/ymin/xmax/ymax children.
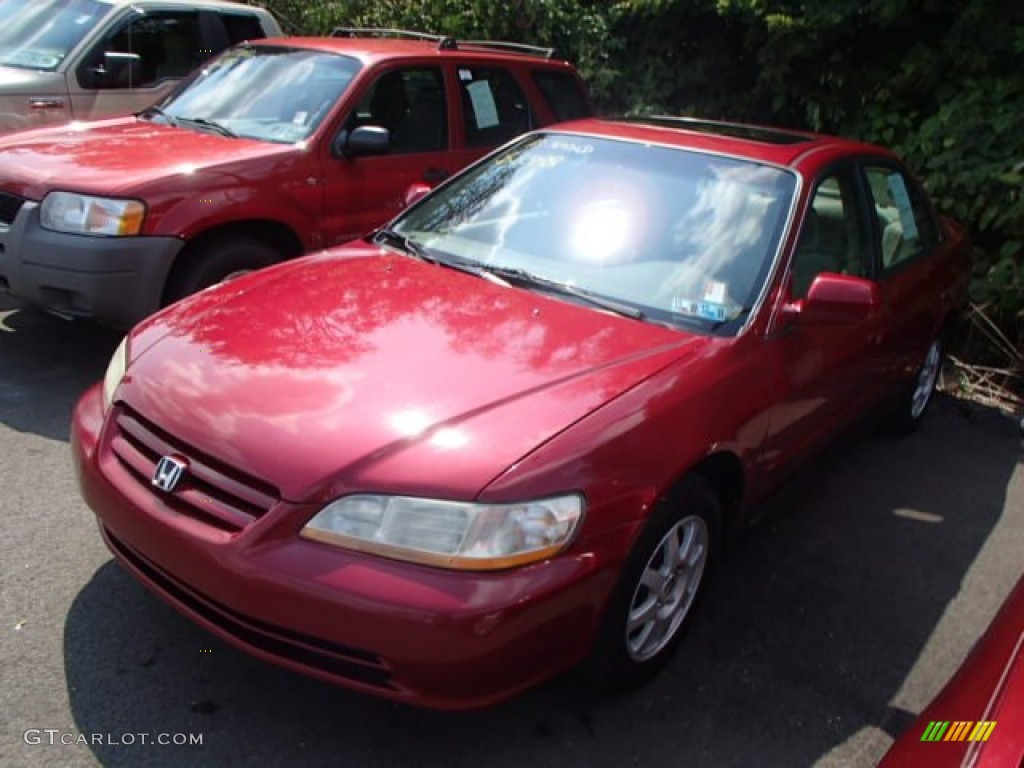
<box><xmin>547</xmin><ymin>116</ymin><xmax>894</xmax><ymax>169</ymax></box>
<box><xmin>252</xmin><ymin>36</ymin><xmax>578</xmax><ymax>69</ymax></box>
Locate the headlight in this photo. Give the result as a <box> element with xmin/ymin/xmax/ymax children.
<box><xmin>301</xmin><ymin>493</ymin><xmax>585</xmax><ymax>570</ymax></box>
<box><xmin>40</xmin><ymin>191</ymin><xmax>145</xmax><ymax>236</ymax></box>
<box><xmin>102</xmin><ymin>336</ymin><xmax>129</xmax><ymax>411</ymax></box>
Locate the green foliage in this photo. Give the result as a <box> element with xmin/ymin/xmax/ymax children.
<box><xmin>252</xmin><ymin>0</ymin><xmax>1023</xmax><ymax>353</ymax></box>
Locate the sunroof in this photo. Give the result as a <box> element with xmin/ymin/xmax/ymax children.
<box><xmin>615</xmin><ymin>116</ymin><xmax>814</xmax><ymax>145</ymax></box>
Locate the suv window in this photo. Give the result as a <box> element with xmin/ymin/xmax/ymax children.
<box><xmin>458</xmin><ymin>66</ymin><xmax>532</xmax><ymax>148</ymax></box>
<box><xmin>531</xmin><ymin>70</ymin><xmax>589</xmax><ymax>122</ymax></box>
<box><xmin>864</xmin><ymin>166</ymin><xmax>939</xmax><ymax>271</ymax></box>
<box><xmin>348</xmin><ymin>68</ymin><xmax>447</xmax><ymax>154</ymax></box>
<box><xmin>791</xmin><ymin>172</ymin><xmax>871</xmax><ymax>298</ymax></box>
<box><xmin>100</xmin><ymin>11</ymin><xmax>203</xmax><ymax>87</ymax></box>
<box><xmin>221</xmin><ymin>13</ymin><xmax>267</xmax><ymax>45</ymax></box>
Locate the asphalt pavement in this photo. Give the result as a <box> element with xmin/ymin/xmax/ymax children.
<box><xmin>2</xmin><ymin>294</ymin><xmax>1021</xmax><ymax>768</ymax></box>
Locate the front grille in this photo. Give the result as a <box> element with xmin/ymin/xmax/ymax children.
<box><xmin>110</xmin><ymin>406</ymin><xmax>279</xmax><ymax>532</ymax></box>
<box><xmin>105</xmin><ymin>528</ymin><xmax>395</xmax><ymax>690</ymax></box>
<box><xmin>0</xmin><ymin>191</ymin><xmax>26</xmax><ymax>225</ymax></box>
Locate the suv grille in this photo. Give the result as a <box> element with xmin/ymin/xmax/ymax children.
<box><xmin>110</xmin><ymin>406</ymin><xmax>279</xmax><ymax>532</ymax></box>
<box><xmin>0</xmin><ymin>192</ymin><xmax>25</xmax><ymax>225</ymax></box>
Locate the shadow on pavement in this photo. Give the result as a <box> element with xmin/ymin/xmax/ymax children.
<box><xmin>62</xmin><ymin>398</ymin><xmax>1021</xmax><ymax>768</ymax></box>
<box><xmin>0</xmin><ymin>298</ymin><xmax>120</xmax><ymax>441</ymax></box>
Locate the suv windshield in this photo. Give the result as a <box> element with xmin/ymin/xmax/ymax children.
<box><xmin>393</xmin><ymin>133</ymin><xmax>797</xmax><ymax>333</ymax></box>
<box><xmin>0</xmin><ymin>0</ymin><xmax>109</xmax><ymax>71</ymax></box>
<box><xmin>158</xmin><ymin>46</ymin><xmax>361</xmax><ymax>144</ymax></box>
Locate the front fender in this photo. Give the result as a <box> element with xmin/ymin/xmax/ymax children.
<box><xmin>147</xmin><ymin>184</ymin><xmax>320</xmax><ymax>249</ymax></box>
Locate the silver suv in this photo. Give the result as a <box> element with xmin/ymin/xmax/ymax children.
<box><xmin>0</xmin><ymin>0</ymin><xmax>281</xmax><ymax>133</ymax></box>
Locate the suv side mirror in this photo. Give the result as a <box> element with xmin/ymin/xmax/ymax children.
<box><xmin>82</xmin><ymin>51</ymin><xmax>142</xmax><ymax>89</ymax></box>
<box><xmin>789</xmin><ymin>273</ymin><xmax>880</xmax><ymax>325</ymax></box>
<box><xmin>335</xmin><ymin>125</ymin><xmax>391</xmax><ymax>158</ymax></box>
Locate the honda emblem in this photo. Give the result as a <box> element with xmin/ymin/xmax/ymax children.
<box><xmin>152</xmin><ymin>455</ymin><xmax>187</xmax><ymax>493</ymax></box>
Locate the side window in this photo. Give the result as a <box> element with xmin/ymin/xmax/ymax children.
<box><xmin>220</xmin><ymin>13</ymin><xmax>268</xmax><ymax>45</ymax></box>
<box><xmin>531</xmin><ymin>70</ymin><xmax>590</xmax><ymax>122</ymax></box>
<box><xmin>790</xmin><ymin>172</ymin><xmax>871</xmax><ymax>298</ymax></box>
<box><xmin>348</xmin><ymin>68</ymin><xmax>447</xmax><ymax>154</ymax></box>
<box><xmin>864</xmin><ymin>166</ymin><xmax>939</xmax><ymax>271</ymax></box>
<box><xmin>457</xmin><ymin>67</ymin><xmax>532</xmax><ymax>148</ymax></box>
<box><xmin>94</xmin><ymin>11</ymin><xmax>202</xmax><ymax>88</ymax></box>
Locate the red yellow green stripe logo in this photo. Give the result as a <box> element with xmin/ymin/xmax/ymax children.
<box><xmin>920</xmin><ymin>721</ymin><xmax>996</xmax><ymax>742</ymax></box>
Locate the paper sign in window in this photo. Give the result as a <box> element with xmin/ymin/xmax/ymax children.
<box><xmin>467</xmin><ymin>81</ymin><xmax>499</xmax><ymax>129</ymax></box>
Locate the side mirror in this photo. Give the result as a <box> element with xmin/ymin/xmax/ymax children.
<box><xmin>402</xmin><ymin>183</ymin><xmax>432</xmax><ymax>208</ymax></box>
<box><xmin>788</xmin><ymin>273</ymin><xmax>880</xmax><ymax>325</ymax></box>
<box><xmin>83</xmin><ymin>51</ymin><xmax>142</xmax><ymax>89</ymax></box>
<box><xmin>336</xmin><ymin>125</ymin><xmax>391</xmax><ymax>158</ymax></box>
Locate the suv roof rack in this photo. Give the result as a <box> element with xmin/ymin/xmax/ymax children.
<box><xmin>331</xmin><ymin>28</ymin><xmax>457</xmax><ymax>49</ymax></box>
<box><xmin>329</xmin><ymin>28</ymin><xmax>559</xmax><ymax>59</ymax></box>
<box><xmin>458</xmin><ymin>40</ymin><xmax>559</xmax><ymax>60</ymax></box>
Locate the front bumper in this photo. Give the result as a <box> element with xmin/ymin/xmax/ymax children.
<box><xmin>71</xmin><ymin>383</ymin><xmax>616</xmax><ymax>709</ymax></box>
<box><xmin>0</xmin><ymin>197</ymin><xmax>182</xmax><ymax>327</ymax></box>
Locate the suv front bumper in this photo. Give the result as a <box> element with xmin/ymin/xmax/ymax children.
<box><xmin>0</xmin><ymin>199</ymin><xmax>182</xmax><ymax>327</ymax></box>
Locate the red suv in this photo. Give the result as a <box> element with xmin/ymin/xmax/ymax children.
<box><xmin>0</xmin><ymin>30</ymin><xmax>590</xmax><ymax>326</ymax></box>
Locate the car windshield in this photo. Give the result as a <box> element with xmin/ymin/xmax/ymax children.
<box><xmin>158</xmin><ymin>47</ymin><xmax>361</xmax><ymax>144</ymax></box>
<box><xmin>0</xmin><ymin>0</ymin><xmax>109</xmax><ymax>71</ymax></box>
<box><xmin>392</xmin><ymin>133</ymin><xmax>797</xmax><ymax>333</ymax></box>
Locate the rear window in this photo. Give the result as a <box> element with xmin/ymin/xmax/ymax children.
<box><xmin>531</xmin><ymin>70</ymin><xmax>590</xmax><ymax>122</ymax></box>
<box><xmin>221</xmin><ymin>13</ymin><xmax>266</xmax><ymax>44</ymax></box>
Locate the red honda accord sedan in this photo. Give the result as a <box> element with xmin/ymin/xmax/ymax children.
<box><xmin>72</xmin><ymin>117</ymin><xmax>972</xmax><ymax>709</ymax></box>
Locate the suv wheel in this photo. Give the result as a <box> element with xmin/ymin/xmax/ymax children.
<box><xmin>165</xmin><ymin>235</ymin><xmax>281</xmax><ymax>304</ymax></box>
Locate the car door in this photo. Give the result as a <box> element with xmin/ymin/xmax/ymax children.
<box><xmin>319</xmin><ymin>63</ymin><xmax>455</xmax><ymax>246</ymax></box>
<box><xmin>859</xmin><ymin>163</ymin><xmax>946</xmax><ymax>390</ymax></box>
<box><xmin>69</xmin><ymin>8</ymin><xmax>238</xmax><ymax>121</ymax></box>
<box><xmin>758</xmin><ymin>166</ymin><xmax>886</xmax><ymax>474</ymax></box>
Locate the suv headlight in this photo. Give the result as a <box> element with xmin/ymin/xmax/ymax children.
<box><xmin>301</xmin><ymin>493</ymin><xmax>585</xmax><ymax>570</ymax></box>
<box><xmin>40</xmin><ymin>191</ymin><xmax>145</xmax><ymax>236</ymax></box>
<box><xmin>102</xmin><ymin>336</ymin><xmax>129</xmax><ymax>411</ymax></box>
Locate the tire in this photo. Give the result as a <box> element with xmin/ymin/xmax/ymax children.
<box><xmin>894</xmin><ymin>335</ymin><xmax>944</xmax><ymax>433</ymax></box>
<box><xmin>586</xmin><ymin>475</ymin><xmax>722</xmax><ymax>691</ymax></box>
<box><xmin>164</xmin><ymin>235</ymin><xmax>282</xmax><ymax>305</ymax></box>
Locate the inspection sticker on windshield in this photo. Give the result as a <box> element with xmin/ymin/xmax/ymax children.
<box><xmin>703</xmin><ymin>280</ymin><xmax>727</xmax><ymax>304</ymax></box>
<box><xmin>672</xmin><ymin>297</ymin><xmax>728</xmax><ymax>322</ymax></box>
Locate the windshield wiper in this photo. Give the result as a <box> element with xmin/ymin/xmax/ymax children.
<box><xmin>483</xmin><ymin>266</ymin><xmax>646</xmax><ymax>320</ymax></box>
<box><xmin>179</xmin><ymin>116</ymin><xmax>236</xmax><ymax>138</ymax></box>
<box><xmin>139</xmin><ymin>105</ymin><xmax>179</xmax><ymax>128</ymax></box>
<box><xmin>373</xmin><ymin>229</ymin><xmax>439</xmax><ymax>263</ymax></box>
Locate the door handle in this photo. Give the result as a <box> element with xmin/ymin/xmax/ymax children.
<box><xmin>422</xmin><ymin>167</ymin><xmax>450</xmax><ymax>184</ymax></box>
<box><xmin>29</xmin><ymin>98</ymin><xmax>66</xmax><ymax>110</ymax></box>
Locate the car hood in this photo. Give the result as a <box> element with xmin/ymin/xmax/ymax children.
<box><xmin>120</xmin><ymin>247</ymin><xmax>709</xmax><ymax>503</ymax></box>
<box><xmin>0</xmin><ymin>117</ymin><xmax>293</xmax><ymax>199</ymax></box>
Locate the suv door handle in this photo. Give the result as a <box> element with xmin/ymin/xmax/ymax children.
<box><xmin>422</xmin><ymin>167</ymin><xmax>450</xmax><ymax>184</ymax></box>
<box><xmin>29</xmin><ymin>98</ymin><xmax>66</xmax><ymax>110</ymax></box>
